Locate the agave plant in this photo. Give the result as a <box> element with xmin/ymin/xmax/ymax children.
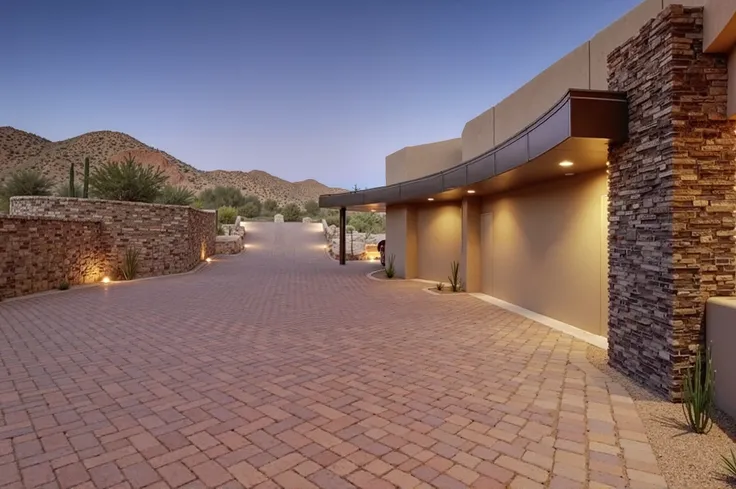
<box><xmin>682</xmin><ymin>347</ymin><xmax>715</xmax><ymax>434</ymax></box>
<box><xmin>385</xmin><ymin>253</ymin><xmax>396</xmax><ymax>278</ymax></box>
<box><xmin>448</xmin><ymin>260</ymin><xmax>463</xmax><ymax>292</ymax></box>
<box><xmin>118</xmin><ymin>248</ymin><xmax>140</xmax><ymax>281</ymax></box>
<box><xmin>722</xmin><ymin>449</ymin><xmax>736</xmax><ymax>481</ymax></box>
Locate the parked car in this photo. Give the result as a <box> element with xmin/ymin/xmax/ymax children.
<box><xmin>378</xmin><ymin>240</ymin><xmax>386</xmax><ymax>266</ymax></box>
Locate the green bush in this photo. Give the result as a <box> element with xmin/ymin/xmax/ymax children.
<box><xmin>218</xmin><ymin>206</ymin><xmax>238</xmax><ymax>224</ymax></box>
<box><xmin>281</xmin><ymin>203</ymin><xmax>302</xmax><ymax>222</ymax></box>
<box><xmin>239</xmin><ymin>201</ymin><xmax>260</xmax><ymax>218</ymax></box>
<box><xmin>323</xmin><ymin>209</ymin><xmax>340</xmax><ymax>227</ymax></box>
<box><xmin>58</xmin><ymin>280</ymin><xmax>70</xmax><ymax>291</ymax></box>
<box><xmin>682</xmin><ymin>347</ymin><xmax>715</xmax><ymax>434</ymax></box>
<box><xmin>158</xmin><ymin>185</ymin><xmax>195</xmax><ymax>205</ymax></box>
<box><xmin>263</xmin><ymin>199</ymin><xmax>279</xmax><ymax>213</ymax></box>
<box><xmin>1</xmin><ymin>169</ymin><xmax>53</xmax><ymax>201</ymax></box>
<box><xmin>349</xmin><ymin>212</ymin><xmax>385</xmax><ymax>234</ymax></box>
<box><xmin>89</xmin><ymin>156</ymin><xmax>168</xmax><ymax>202</ymax></box>
<box><xmin>304</xmin><ymin>200</ymin><xmax>320</xmax><ymax>216</ymax></box>
<box><xmin>198</xmin><ymin>186</ymin><xmax>247</xmax><ymax>209</ymax></box>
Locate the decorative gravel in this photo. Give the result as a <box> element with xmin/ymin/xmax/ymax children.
<box><xmin>587</xmin><ymin>346</ymin><xmax>736</xmax><ymax>489</ymax></box>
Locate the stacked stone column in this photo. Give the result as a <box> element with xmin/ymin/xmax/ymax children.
<box><xmin>607</xmin><ymin>5</ymin><xmax>736</xmax><ymax>400</ymax></box>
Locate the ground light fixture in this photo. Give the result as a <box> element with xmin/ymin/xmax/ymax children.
<box><xmin>565</xmin><ymin>173</ymin><xmax>575</xmax><ymax>176</ymax></box>
<box><xmin>205</xmin><ymin>257</ymin><xmax>212</xmax><ymax>263</ymax></box>
<box><xmin>427</xmin><ymin>198</ymin><xmax>434</xmax><ymax>201</ymax></box>
<box><xmin>467</xmin><ymin>190</ymin><xmax>476</xmax><ymax>194</ymax></box>
<box><xmin>101</xmin><ymin>277</ymin><xmax>111</xmax><ymax>284</ymax></box>
<box><xmin>559</xmin><ymin>160</ymin><xmax>574</xmax><ymax>167</ymax></box>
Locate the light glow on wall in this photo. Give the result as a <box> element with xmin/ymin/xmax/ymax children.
<box><xmin>559</xmin><ymin>160</ymin><xmax>574</xmax><ymax>167</ymax></box>
<box><xmin>428</xmin><ymin>198</ymin><xmax>435</xmax><ymax>201</ymax></box>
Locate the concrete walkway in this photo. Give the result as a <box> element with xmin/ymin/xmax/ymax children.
<box><xmin>0</xmin><ymin>222</ymin><xmax>665</xmax><ymax>488</ymax></box>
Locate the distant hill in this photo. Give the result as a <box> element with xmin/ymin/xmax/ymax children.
<box><xmin>0</xmin><ymin>127</ymin><xmax>347</xmax><ymax>205</ymax></box>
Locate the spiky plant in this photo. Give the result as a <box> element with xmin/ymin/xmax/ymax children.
<box><xmin>436</xmin><ymin>282</ymin><xmax>445</xmax><ymax>291</ymax></box>
<box><xmin>448</xmin><ymin>260</ymin><xmax>463</xmax><ymax>292</ymax></box>
<box><xmin>682</xmin><ymin>347</ymin><xmax>715</xmax><ymax>434</ymax></box>
<box><xmin>89</xmin><ymin>156</ymin><xmax>168</xmax><ymax>202</ymax></box>
<box><xmin>385</xmin><ymin>253</ymin><xmax>396</xmax><ymax>278</ymax></box>
<box><xmin>0</xmin><ymin>169</ymin><xmax>53</xmax><ymax>198</ymax></box>
<box><xmin>722</xmin><ymin>449</ymin><xmax>736</xmax><ymax>481</ymax></box>
<box><xmin>157</xmin><ymin>185</ymin><xmax>195</xmax><ymax>206</ymax></box>
<box><xmin>118</xmin><ymin>248</ymin><xmax>140</xmax><ymax>281</ymax></box>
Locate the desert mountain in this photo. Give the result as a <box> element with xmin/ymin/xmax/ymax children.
<box><xmin>0</xmin><ymin>127</ymin><xmax>346</xmax><ymax>205</ymax></box>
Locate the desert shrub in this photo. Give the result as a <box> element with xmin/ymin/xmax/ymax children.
<box><xmin>217</xmin><ymin>206</ymin><xmax>238</xmax><ymax>224</ymax></box>
<box><xmin>217</xmin><ymin>224</ymin><xmax>225</xmax><ymax>235</ymax></box>
<box><xmin>158</xmin><ymin>185</ymin><xmax>195</xmax><ymax>205</ymax></box>
<box><xmin>263</xmin><ymin>199</ymin><xmax>279</xmax><ymax>214</ymax></box>
<box><xmin>1</xmin><ymin>169</ymin><xmax>53</xmax><ymax>200</ymax></box>
<box><xmin>239</xmin><ymin>201</ymin><xmax>260</xmax><ymax>218</ymax></box>
<box><xmin>448</xmin><ymin>261</ymin><xmax>462</xmax><ymax>292</ymax></box>
<box><xmin>58</xmin><ymin>280</ymin><xmax>70</xmax><ymax>291</ymax></box>
<box><xmin>89</xmin><ymin>156</ymin><xmax>168</xmax><ymax>202</ymax></box>
<box><xmin>435</xmin><ymin>282</ymin><xmax>445</xmax><ymax>291</ymax></box>
<box><xmin>682</xmin><ymin>347</ymin><xmax>715</xmax><ymax>434</ymax></box>
<box><xmin>281</xmin><ymin>203</ymin><xmax>302</xmax><ymax>222</ymax></box>
<box><xmin>323</xmin><ymin>209</ymin><xmax>340</xmax><ymax>227</ymax></box>
<box><xmin>118</xmin><ymin>248</ymin><xmax>140</xmax><ymax>281</ymax></box>
<box><xmin>349</xmin><ymin>212</ymin><xmax>385</xmax><ymax>234</ymax></box>
<box><xmin>304</xmin><ymin>199</ymin><xmax>320</xmax><ymax>216</ymax></box>
<box><xmin>57</xmin><ymin>183</ymin><xmax>83</xmax><ymax>197</ymax></box>
<box><xmin>198</xmin><ymin>186</ymin><xmax>247</xmax><ymax>209</ymax></box>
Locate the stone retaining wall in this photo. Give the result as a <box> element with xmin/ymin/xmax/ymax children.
<box><xmin>10</xmin><ymin>196</ymin><xmax>217</xmax><ymax>281</ymax></box>
<box><xmin>607</xmin><ymin>5</ymin><xmax>736</xmax><ymax>399</ymax></box>
<box><xmin>0</xmin><ymin>216</ymin><xmax>106</xmax><ymax>300</ymax></box>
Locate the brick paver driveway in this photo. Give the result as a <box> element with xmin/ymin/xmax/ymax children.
<box><xmin>1</xmin><ymin>223</ymin><xmax>665</xmax><ymax>489</ymax></box>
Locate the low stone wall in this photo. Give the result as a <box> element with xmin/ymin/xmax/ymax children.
<box><xmin>0</xmin><ymin>216</ymin><xmax>106</xmax><ymax>300</ymax></box>
<box><xmin>215</xmin><ymin>235</ymin><xmax>243</xmax><ymax>255</ymax></box>
<box><xmin>10</xmin><ymin>196</ymin><xmax>216</xmax><ymax>280</ymax></box>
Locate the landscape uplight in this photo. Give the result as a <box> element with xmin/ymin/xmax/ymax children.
<box><xmin>467</xmin><ymin>190</ymin><xmax>476</xmax><ymax>194</ymax></box>
<box><xmin>101</xmin><ymin>277</ymin><xmax>110</xmax><ymax>284</ymax></box>
<box><xmin>427</xmin><ymin>198</ymin><xmax>434</xmax><ymax>201</ymax></box>
<box><xmin>206</xmin><ymin>257</ymin><xmax>212</xmax><ymax>263</ymax></box>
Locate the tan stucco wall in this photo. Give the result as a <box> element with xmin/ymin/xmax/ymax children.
<box><xmin>416</xmin><ymin>203</ymin><xmax>462</xmax><ymax>283</ymax></box>
<box><xmin>730</xmin><ymin>49</ymin><xmax>736</xmax><ymax>117</ymax></box>
<box><xmin>386</xmin><ymin>139</ymin><xmax>462</xmax><ymax>186</ymax></box>
<box><xmin>480</xmin><ymin>170</ymin><xmax>608</xmax><ymax>336</ymax></box>
<box><xmin>385</xmin><ymin>205</ymin><xmax>417</xmax><ymax>278</ymax></box>
<box><xmin>459</xmin><ymin>0</ymin><xmax>710</xmax><ymax>160</ymax></box>
<box><xmin>704</xmin><ymin>0</ymin><xmax>736</xmax><ymax>52</ymax></box>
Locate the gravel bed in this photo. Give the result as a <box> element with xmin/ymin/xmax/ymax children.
<box><xmin>587</xmin><ymin>346</ymin><xmax>736</xmax><ymax>489</ymax></box>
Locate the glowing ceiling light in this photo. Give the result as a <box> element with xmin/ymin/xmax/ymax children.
<box><xmin>467</xmin><ymin>190</ymin><xmax>476</xmax><ymax>194</ymax></box>
<box><xmin>427</xmin><ymin>198</ymin><xmax>434</xmax><ymax>201</ymax></box>
<box><xmin>559</xmin><ymin>161</ymin><xmax>574</xmax><ymax>167</ymax></box>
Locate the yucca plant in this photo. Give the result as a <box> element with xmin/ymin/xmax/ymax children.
<box><xmin>89</xmin><ymin>156</ymin><xmax>168</xmax><ymax>202</ymax></box>
<box><xmin>385</xmin><ymin>253</ymin><xmax>396</xmax><ymax>278</ymax></box>
<box><xmin>436</xmin><ymin>282</ymin><xmax>445</xmax><ymax>291</ymax></box>
<box><xmin>448</xmin><ymin>260</ymin><xmax>462</xmax><ymax>292</ymax></box>
<box><xmin>682</xmin><ymin>347</ymin><xmax>715</xmax><ymax>434</ymax></box>
<box><xmin>157</xmin><ymin>185</ymin><xmax>195</xmax><ymax>206</ymax></box>
<box><xmin>722</xmin><ymin>449</ymin><xmax>736</xmax><ymax>481</ymax></box>
<box><xmin>118</xmin><ymin>248</ymin><xmax>140</xmax><ymax>281</ymax></box>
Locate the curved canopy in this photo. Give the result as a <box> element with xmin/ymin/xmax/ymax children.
<box><xmin>320</xmin><ymin>89</ymin><xmax>627</xmax><ymax>211</ymax></box>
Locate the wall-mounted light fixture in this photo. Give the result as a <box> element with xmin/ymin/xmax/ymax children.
<box><xmin>559</xmin><ymin>161</ymin><xmax>574</xmax><ymax>167</ymax></box>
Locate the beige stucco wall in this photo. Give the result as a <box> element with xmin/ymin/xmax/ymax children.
<box><xmin>385</xmin><ymin>139</ymin><xmax>462</xmax><ymax>186</ymax></box>
<box><xmin>480</xmin><ymin>170</ymin><xmax>608</xmax><ymax>336</ymax></box>
<box><xmin>385</xmin><ymin>205</ymin><xmax>417</xmax><ymax>278</ymax></box>
<box><xmin>730</xmin><ymin>49</ymin><xmax>736</xmax><ymax>117</ymax></box>
<box><xmin>415</xmin><ymin>203</ymin><xmax>462</xmax><ymax>283</ymax></box>
<box><xmin>459</xmin><ymin>0</ymin><xmax>710</xmax><ymax>161</ymax></box>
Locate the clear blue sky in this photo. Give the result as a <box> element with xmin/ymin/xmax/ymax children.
<box><xmin>2</xmin><ymin>0</ymin><xmax>641</xmax><ymax>189</ymax></box>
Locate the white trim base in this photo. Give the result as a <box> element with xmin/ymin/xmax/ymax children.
<box><xmin>469</xmin><ymin>293</ymin><xmax>608</xmax><ymax>350</ymax></box>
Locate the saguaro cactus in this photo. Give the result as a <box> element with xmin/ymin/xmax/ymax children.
<box><xmin>69</xmin><ymin>163</ymin><xmax>76</xmax><ymax>197</ymax></box>
<box><xmin>83</xmin><ymin>157</ymin><xmax>90</xmax><ymax>198</ymax></box>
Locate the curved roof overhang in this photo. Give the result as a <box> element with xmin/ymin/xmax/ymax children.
<box><xmin>320</xmin><ymin>89</ymin><xmax>628</xmax><ymax>211</ymax></box>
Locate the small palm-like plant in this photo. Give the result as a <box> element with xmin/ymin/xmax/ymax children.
<box><xmin>385</xmin><ymin>253</ymin><xmax>396</xmax><ymax>278</ymax></box>
<box><xmin>682</xmin><ymin>347</ymin><xmax>715</xmax><ymax>434</ymax></box>
<box><xmin>89</xmin><ymin>156</ymin><xmax>168</xmax><ymax>202</ymax></box>
<box><xmin>435</xmin><ymin>282</ymin><xmax>445</xmax><ymax>291</ymax></box>
<box><xmin>722</xmin><ymin>449</ymin><xmax>736</xmax><ymax>481</ymax></box>
<box><xmin>118</xmin><ymin>248</ymin><xmax>140</xmax><ymax>281</ymax></box>
<box><xmin>1</xmin><ymin>169</ymin><xmax>53</xmax><ymax>198</ymax></box>
<box><xmin>448</xmin><ymin>260</ymin><xmax>462</xmax><ymax>292</ymax></box>
<box><xmin>158</xmin><ymin>185</ymin><xmax>195</xmax><ymax>205</ymax></box>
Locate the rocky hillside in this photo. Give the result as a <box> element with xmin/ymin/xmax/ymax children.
<box><xmin>0</xmin><ymin>127</ymin><xmax>346</xmax><ymax>205</ymax></box>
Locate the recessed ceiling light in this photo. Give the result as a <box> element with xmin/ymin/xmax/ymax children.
<box><xmin>467</xmin><ymin>190</ymin><xmax>476</xmax><ymax>194</ymax></box>
<box><xmin>427</xmin><ymin>198</ymin><xmax>434</xmax><ymax>201</ymax></box>
<box><xmin>565</xmin><ymin>173</ymin><xmax>575</xmax><ymax>176</ymax></box>
<box><xmin>559</xmin><ymin>161</ymin><xmax>574</xmax><ymax>167</ymax></box>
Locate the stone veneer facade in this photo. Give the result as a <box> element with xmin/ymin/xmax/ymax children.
<box><xmin>607</xmin><ymin>5</ymin><xmax>736</xmax><ymax>399</ymax></box>
<box><xmin>0</xmin><ymin>216</ymin><xmax>106</xmax><ymax>300</ymax></box>
<box><xmin>10</xmin><ymin>196</ymin><xmax>217</xmax><ymax>283</ymax></box>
